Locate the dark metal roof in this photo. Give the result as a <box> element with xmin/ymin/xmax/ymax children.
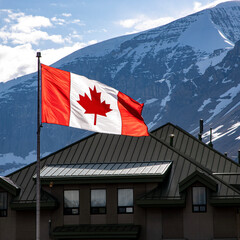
<box><xmin>6</xmin><ymin>122</ymin><xmax>240</xmax><ymax>206</ymax></box>
<box><xmin>151</xmin><ymin>123</ymin><xmax>240</xmax><ymax>185</ymax></box>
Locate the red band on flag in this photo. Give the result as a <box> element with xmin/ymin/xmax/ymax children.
<box><xmin>117</xmin><ymin>91</ymin><xmax>149</xmax><ymax>136</ymax></box>
<box><xmin>41</xmin><ymin>64</ymin><xmax>71</xmax><ymax>126</ymax></box>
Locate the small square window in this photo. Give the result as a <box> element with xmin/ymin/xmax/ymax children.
<box><xmin>0</xmin><ymin>192</ymin><xmax>7</xmax><ymax>217</ymax></box>
<box><xmin>64</xmin><ymin>190</ymin><xmax>79</xmax><ymax>215</ymax></box>
<box><xmin>91</xmin><ymin>189</ymin><xmax>106</xmax><ymax>214</ymax></box>
<box><xmin>118</xmin><ymin>189</ymin><xmax>133</xmax><ymax>214</ymax></box>
<box><xmin>192</xmin><ymin>187</ymin><xmax>206</xmax><ymax>213</ymax></box>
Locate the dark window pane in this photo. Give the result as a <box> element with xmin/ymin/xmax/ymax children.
<box><xmin>193</xmin><ymin>206</ymin><xmax>199</xmax><ymax>212</ymax></box>
<box><xmin>192</xmin><ymin>187</ymin><xmax>206</xmax><ymax>205</ymax></box>
<box><xmin>91</xmin><ymin>207</ymin><xmax>106</xmax><ymax>214</ymax></box>
<box><xmin>64</xmin><ymin>190</ymin><xmax>79</xmax><ymax>215</ymax></box>
<box><xmin>91</xmin><ymin>189</ymin><xmax>106</xmax><ymax>207</ymax></box>
<box><xmin>118</xmin><ymin>189</ymin><xmax>133</xmax><ymax>207</ymax></box>
<box><xmin>200</xmin><ymin>206</ymin><xmax>206</xmax><ymax>212</ymax></box>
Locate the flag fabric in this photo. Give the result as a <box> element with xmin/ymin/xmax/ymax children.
<box><xmin>41</xmin><ymin>64</ymin><xmax>149</xmax><ymax>136</ymax></box>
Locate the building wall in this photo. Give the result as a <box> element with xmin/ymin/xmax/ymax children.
<box><xmin>0</xmin><ymin>189</ymin><xmax>16</xmax><ymax>240</ymax></box>
<box><xmin>43</xmin><ymin>182</ymin><xmax>155</xmax><ymax>239</ymax></box>
<box><xmin>183</xmin><ymin>187</ymin><xmax>214</xmax><ymax>240</ymax></box>
<box><xmin>162</xmin><ymin>208</ymin><xmax>183</xmax><ymax>239</ymax></box>
<box><xmin>213</xmin><ymin>207</ymin><xmax>238</xmax><ymax>239</ymax></box>
<box><xmin>1</xmin><ymin>183</ymin><xmax>240</xmax><ymax>240</ymax></box>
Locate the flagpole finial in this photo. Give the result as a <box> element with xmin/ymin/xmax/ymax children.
<box><xmin>36</xmin><ymin>52</ymin><xmax>41</xmax><ymax>58</ymax></box>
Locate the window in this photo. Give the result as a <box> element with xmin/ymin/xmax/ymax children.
<box><xmin>192</xmin><ymin>186</ymin><xmax>206</xmax><ymax>212</ymax></box>
<box><xmin>91</xmin><ymin>189</ymin><xmax>106</xmax><ymax>214</ymax></box>
<box><xmin>0</xmin><ymin>192</ymin><xmax>7</xmax><ymax>217</ymax></box>
<box><xmin>64</xmin><ymin>190</ymin><xmax>79</xmax><ymax>215</ymax></box>
<box><xmin>118</xmin><ymin>189</ymin><xmax>133</xmax><ymax>214</ymax></box>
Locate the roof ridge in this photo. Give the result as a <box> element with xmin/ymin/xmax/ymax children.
<box><xmin>174</xmin><ymin>123</ymin><xmax>240</xmax><ymax>167</ymax></box>
<box><xmin>149</xmin><ymin>133</ymin><xmax>240</xmax><ymax>196</ymax></box>
<box><xmin>154</xmin><ymin>122</ymin><xmax>240</xmax><ymax>168</ymax></box>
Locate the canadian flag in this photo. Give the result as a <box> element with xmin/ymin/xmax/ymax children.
<box><xmin>41</xmin><ymin>64</ymin><xmax>149</xmax><ymax>136</ymax></box>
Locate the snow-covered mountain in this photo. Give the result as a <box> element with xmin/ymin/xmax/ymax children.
<box><xmin>1</xmin><ymin>1</ymin><xmax>240</xmax><ymax>174</ymax></box>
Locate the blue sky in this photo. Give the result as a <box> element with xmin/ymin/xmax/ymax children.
<box><xmin>0</xmin><ymin>0</ymin><xmax>234</xmax><ymax>82</ymax></box>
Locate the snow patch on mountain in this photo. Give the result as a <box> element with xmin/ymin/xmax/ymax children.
<box><xmin>130</xmin><ymin>42</ymin><xmax>154</xmax><ymax>72</ymax></box>
<box><xmin>110</xmin><ymin>61</ymin><xmax>128</xmax><ymax>78</ymax></box>
<box><xmin>147</xmin><ymin>113</ymin><xmax>162</xmax><ymax>130</ymax></box>
<box><xmin>161</xmin><ymin>80</ymin><xmax>175</xmax><ymax>108</ymax></box>
<box><xmin>196</xmin><ymin>50</ymin><xmax>229</xmax><ymax>74</ymax></box>
<box><xmin>178</xmin><ymin>11</ymin><xmax>233</xmax><ymax>52</ymax></box>
<box><xmin>225</xmin><ymin>101</ymin><xmax>240</xmax><ymax>116</ymax></box>
<box><xmin>203</xmin><ymin>122</ymin><xmax>240</xmax><ymax>144</ymax></box>
<box><xmin>206</xmin><ymin>83</ymin><xmax>240</xmax><ymax>123</ymax></box>
<box><xmin>0</xmin><ymin>151</ymin><xmax>51</xmax><ymax>176</ymax></box>
<box><xmin>54</xmin><ymin>34</ymin><xmax>138</xmax><ymax>68</ymax></box>
<box><xmin>145</xmin><ymin>98</ymin><xmax>158</xmax><ymax>105</ymax></box>
<box><xmin>198</xmin><ymin>98</ymin><xmax>211</xmax><ymax>112</ymax></box>
<box><xmin>0</xmin><ymin>73</ymin><xmax>36</xmax><ymax>98</ymax></box>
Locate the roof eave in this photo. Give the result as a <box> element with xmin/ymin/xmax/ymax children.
<box><xmin>0</xmin><ymin>178</ymin><xmax>20</xmax><ymax>196</ymax></box>
<box><xmin>209</xmin><ymin>197</ymin><xmax>240</xmax><ymax>207</ymax></box>
<box><xmin>136</xmin><ymin>197</ymin><xmax>186</xmax><ymax>208</ymax></box>
<box><xmin>39</xmin><ymin>174</ymin><xmax>167</xmax><ymax>185</ymax></box>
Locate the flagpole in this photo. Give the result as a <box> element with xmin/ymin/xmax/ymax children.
<box><xmin>36</xmin><ymin>52</ymin><xmax>41</xmax><ymax>240</ymax></box>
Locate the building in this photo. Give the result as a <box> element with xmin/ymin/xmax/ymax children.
<box><xmin>1</xmin><ymin>122</ymin><xmax>240</xmax><ymax>240</ymax></box>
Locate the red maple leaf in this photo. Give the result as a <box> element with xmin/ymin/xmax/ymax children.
<box><xmin>77</xmin><ymin>86</ymin><xmax>112</xmax><ymax>125</ymax></box>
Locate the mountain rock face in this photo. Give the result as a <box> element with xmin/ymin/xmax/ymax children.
<box><xmin>1</xmin><ymin>1</ymin><xmax>240</xmax><ymax>174</ymax></box>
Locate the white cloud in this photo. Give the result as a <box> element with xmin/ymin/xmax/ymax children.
<box><xmin>192</xmin><ymin>0</ymin><xmax>234</xmax><ymax>12</ymax></box>
<box><xmin>119</xmin><ymin>18</ymin><xmax>140</xmax><ymax>28</ymax></box>
<box><xmin>4</xmin><ymin>31</ymin><xmax>64</xmax><ymax>45</ymax></box>
<box><xmin>0</xmin><ymin>9</ymin><xmax>93</xmax><ymax>82</ymax></box>
<box><xmin>117</xmin><ymin>0</ymin><xmax>235</xmax><ymax>34</ymax></box>
<box><xmin>0</xmin><ymin>44</ymin><xmax>36</xmax><ymax>82</ymax></box>
<box><xmin>51</xmin><ymin>17</ymin><xmax>66</xmax><ymax>25</ymax></box>
<box><xmin>72</xmin><ymin>19</ymin><xmax>85</xmax><ymax>26</ymax></box>
<box><xmin>62</xmin><ymin>13</ymin><xmax>72</xmax><ymax>17</ymax></box>
<box><xmin>0</xmin><ymin>11</ymin><xmax>65</xmax><ymax>45</ymax></box>
<box><xmin>0</xmin><ymin>41</ymin><xmax>98</xmax><ymax>83</ymax></box>
<box><xmin>118</xmin><ymin>15</ymin><xmax>174</xmax><ymax>32</ymax></box>
<box><xmin>193</xmin><ymin>2</ymin><xmax>203</xmax><ymax>11</ymax></box>
<box><xmin>11</xmin><ymin>15</ymin><xmax>52</xmax><ymax>33</ymax></box>
<box><xmin>41</xmin><ymin>42</ymin><xmax>89</xmax><ymax>65</ymax></box>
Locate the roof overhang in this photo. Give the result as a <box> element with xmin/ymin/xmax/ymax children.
<box><xmin>34</xmin><ymin>162</ymin><xmax>172</xmax><ymax>185</ymax></box>
<box><xmin>52</xmin><ymin>224</ymin><xmax>141</xmax><ymax>239</ymax></box>
<box><xmin>209</xmin><ymin>197</ymin><xmax>240</xmax><ymax>207</ymax></box>
<box><xmin>10</xmin><ymin>190</ymin><xmax>58</xmax><ymax>210</ymax></box>
<box><xmin>0</xmin><ymin>176</ymin><xmax>20</xmax><ymax>196</ymax></box>
<box><xmin>136</xmin><ymin>196</ymin><xmax>186</xmax><ymax>208</ymax></box>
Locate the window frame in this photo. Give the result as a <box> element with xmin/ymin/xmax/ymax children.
<box><xmin>90</xmin><ymin>189</ymin><xmax>106</xmax><ymax>214</ymax></box>
<box><xmin>63</xmin><ymin>190</ymin><xmax>80</xmax><ymax>215</ymax></box>
<box><xmin>192</xmin><ymin>186</ymin><xmax>207</xmax><ymax>213</ymax></box>
<box><xmin>0</xmin><ymin>192</ymin><xmax>8</xmax><ymax>217</ymax></box>
<box><xmin>117</xmin><ymin>188</ymin><xmax>134</xmax><ymax>214</ymax></box>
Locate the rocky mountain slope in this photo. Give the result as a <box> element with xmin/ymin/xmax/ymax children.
<box><xmin>1</xmin><ymin>1</ymin><xmax>240</xmax><ymax>174</ymax></box>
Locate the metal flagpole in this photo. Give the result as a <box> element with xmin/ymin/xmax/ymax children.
<box><xmin>36</xmin><ymin>52</ymin><xmax>41</xmax><ymax>240</ymax></box>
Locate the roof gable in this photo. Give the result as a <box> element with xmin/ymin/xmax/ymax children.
<box><xmin>179</xmin><ymin>170</ymin><xmax>218</xmax><ymax>192</ymax></box>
